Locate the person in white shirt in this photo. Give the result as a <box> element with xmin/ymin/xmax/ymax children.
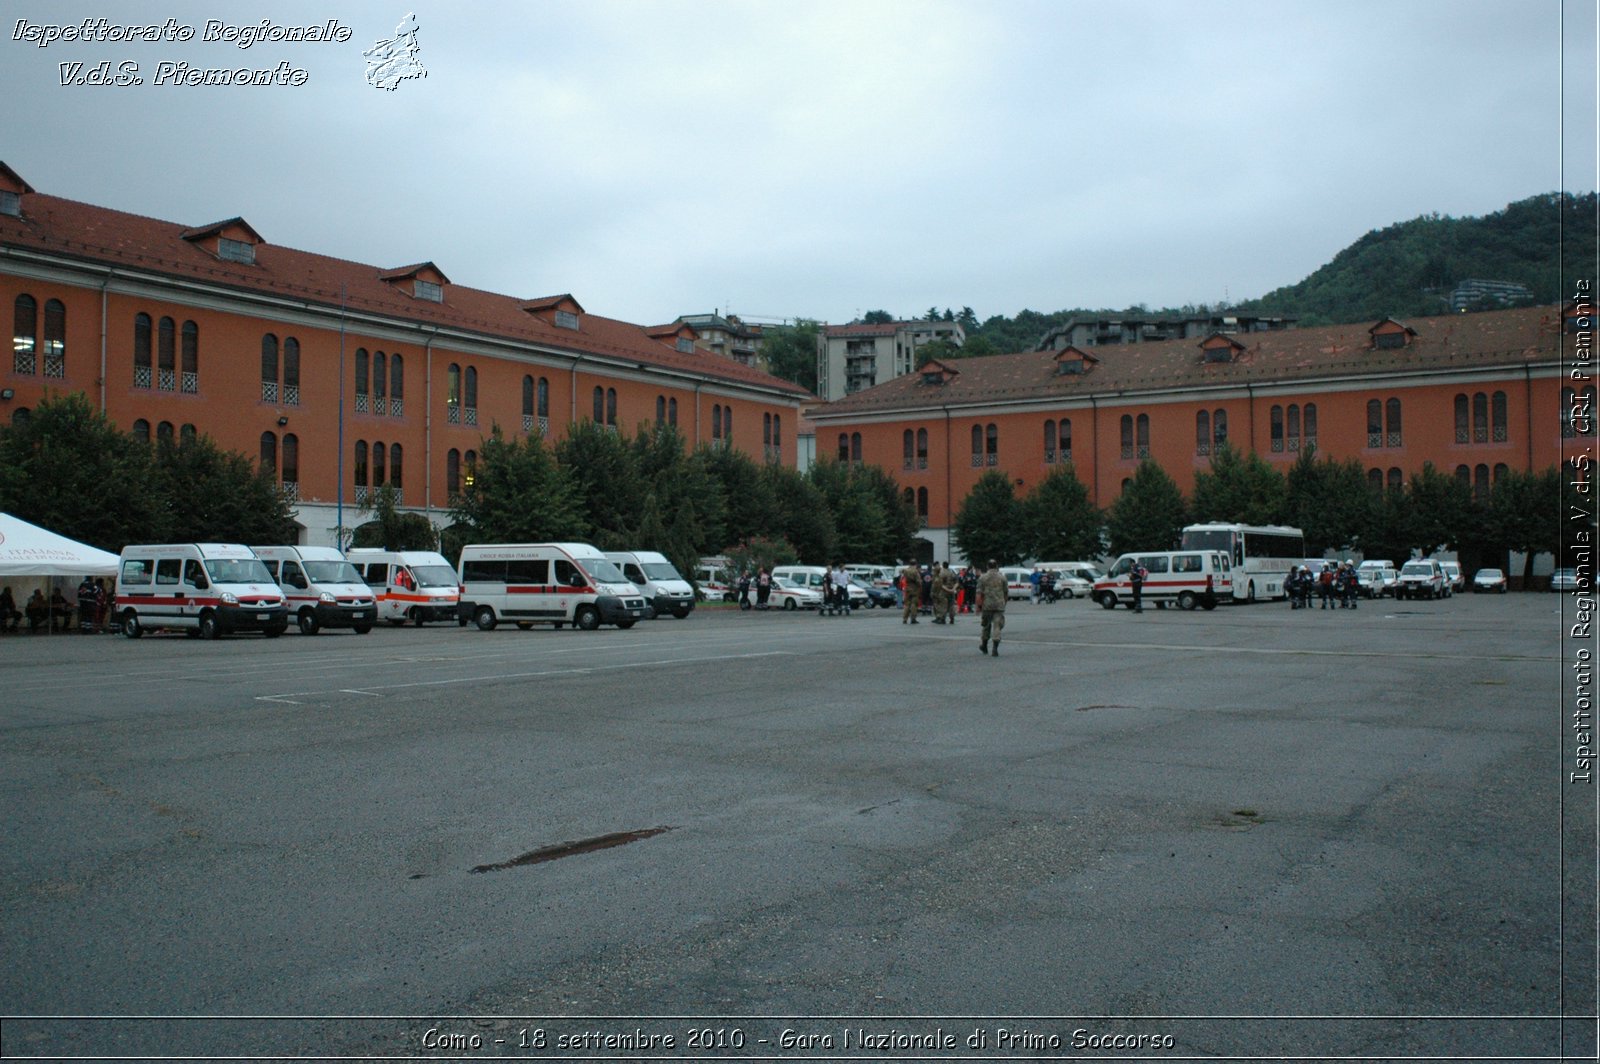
<box><xmin>829</xmin><ymin>563</ymin><xmax>853</xmax><ymax>614</ymax></box>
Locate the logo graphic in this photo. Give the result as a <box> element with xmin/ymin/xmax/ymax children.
<box><xmin>364</xmin><ymin>12</ymin><xmax>425</xmax><ymax>91</ymax></box>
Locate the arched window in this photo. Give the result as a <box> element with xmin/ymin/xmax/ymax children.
<box><xmin>282</xmin><ymin>434</ymin><xmax>299</xmax><ymax>487</ymax></box>
<box><xmin>985</xmin><ymin>423</ymin><xmax>999</xmax><ymax>464</ymax></box>
<box><xmin>1455</xmin><ymin>464</ymin><xmax>1471</xmax><ymax>486</ymax></box>
<box><xmin>447</xmin><ymin>449</ymin><xmax>461</xmax><ymax>496</ymax></box>
<box><xmin>133</xmin><ymin>313</ymin><xmax>152</xmax><ymax>387</ymax></box>
<box><xmin>1473</xmin><ymin>464</ymin><xmax>1490</xmax><ymax>500</ymax></box>
<box><xmin>903</xmin><ymin>428</ymin><xmax>915</xmax><ymax>469</ymax></box>
<box><xmin>355</xmin><ymin>349</ymin><xmax>370</xmax><ymax>410</ymax></box>
<box><xmin>1368</xmin><ymin>467</ymin><xmax>1384</xmax><ymax>491</ymax></box>
<box><xmin>1270</xmin><ymin>405</ymin><xmax>1284</xmax><ymax>452</ymax></box>
<box><xmin>1367</xmin><ymin>399</ymin><xmax>1383</xmax><ymax>447</ymax></box>
<box><xmin>1303</xmin><ymin>404</ymin><xmax>1316</xmax><ymax>448</ymax></box>
<box><xmin>353</xmin><ymin>440</ymin><xmax>369</xmax><ymax>488</ymax></box>
<box><xmin>1213</xmin><ymin>409</ymin><xmax>1228</xmax><ymax>447</ymax></box>
<box><xmin>133</xmin><ymin>419</ymin><xmax>150</xmax><ymax>443</ymax></box>
<box><xmin>463</xmin><ymin>449</ymin><xmax>478</xmax><ymax>488</ymax></box>
<box><xmin>12</xmin><ymin>294</ymin><xmax>36</xmax><ymax>374</ymax></box>
<box><xmin>605</xmin><ymin>387</ymin><xmax>617</xmax><ymax>427</ymax></box>
<box><xmin>1045</xmin><ymin>419</ymin><xmax>1058</xmax><ymax>463</ymax></box>
<box><xmin>156</xmin><ymin>421</ymin><xmax>174</xmax><ymax>445</ymax></box>
<box><xmin>916</xmin><ymin>487</ymin><xmax>929</xmax><ymax>524</ymax></box>
<box><xmin>765</xmin><ymin>412</ymin><xmax>774</xmax><ymax>446</ymax></box>
<box><xmin>261</xmin><ymin>334</ymin><xmax>279</xmax><ymax>402</ymax></box>
<box><xmin>157</xmin><ymin>317</ymin><xmax>175</xmax><ymax>390</ymax></box>
<box><xmin>972</xmin><ymin>424</ymin><xmax>985</xmax><ymax>466</ymax></box>
<box><xmin>667</xmin><ymin>396</ymin><xmax>677</xmax><ymax>426</ymax></box>
<box><xmin>1491</xmin><ymin>391</ymin><xmax>1507</xmax><ymax>442</ymax></box>
<box><xmin>1454</xmin><ymin>394</ymin><xmax>1470</xmax><ymax>443</ymax></box>
<box><xmin>903</xmin><ymin>487</ymin><xmax>915</xmax><ymax>508</ymax></box>
<box><xmin>850</xmin><ymin>432</ymin><xmax>863</xmax><ymax>462</ymax></box>
<box><xmin>42</xmin><ymin>298</ymin><xmax>64</xmax><ymax>377</ymax></box>
<box><xmin>594</xmin><ymin>385</ymin><xmax>605</xmax><ymax>423</ymax></box>
<box><xmin>1120</xmin><ymin>415</ymin><xmax>1134</xmax><ymax>460</ymax></box>
<box><xmin>1058</xmin><ymin>419</ymin><xmax>1071</xmax><ymax>461</ymax></box>
<box><xmin>723</xmin><ymin>406</ymin><xmax>732</xmax><ymax>441</ymax></box>
<box><xmin>537</xmin><ymin>377</ymin><xmax>550</xmax><ymax>419</ymax></box>
<box><xmin>373</xmin><ymin>442</ymin><xmax>387</xmax><ymax>487</ymax></box>
<box><xmin>180</xmin><ymin>424</ymin><xmax>196</xmax><ymax>444</ymax></box>
<box><xmin>838</xmin><ymin>432</ymin><xmax>849</xmax><ymax>461</ymax></box>
<box><xmin>390</xmin><ymin>353</ymin><xmax>404</xmax><ymax>413</ymax></box>
<box><xmin>1493</xmin><ymin>462</ymin><xmax>1508</xmax><ymax>485</ymax></box>
<box><xmin>915</xmin><ymin>426</ymin><xmax>926</xmax><ymax>467</ymax></box>
<box><xmin>181</xmin><ymin>321</ymin><xmax>198</xmax><ymax>393</ymax></box>
<box><xmin>658</xmin><ymin>395</ymin><xmax>668</xmax><ymax>425</ymax></box>
<box><xmin>390</xmin><ymin>443</ymin><xmax>404</xmax><ymax>490</ymax></box>
<box><xmin>373</xmin><ymin>351</ymin><xmax>388</xmax><ymax>412</ymax></box>
<box><xmin>1387</xmin><ymin>467</ymin><xmax>1403</xmax><ymax>493</ymax></box>
<box><xmin>712</xmin><ymin>404</ymin><xmax>723</xmax><ymax>439</ymax></box>
<box><xmin>1287</xmin><ymin>404</ymin><xmax>1301</xmax><ymax>451</ymax></box>
<box><xmin>464</xmin><ymin>366</ymin><xmax>478</xmax><ymax>424</ymax></box>
<box><xmin>447</xmin><ymin>364</ymin><xmax>461</xmax><ymax>423</ymax></box>
<box><xmin>260</xmin><ymin>431</ymin><xmax>277</xmax><ymax>474</ymax></box>
<box><xmin>1472</xmin><ymin>392</ymin><xmax>1488</xmax><ymax>443</ymax></box>
<box><xmin>523</xmin><ymin>375</ymin><xmax>535</xmax><ymax>419</ymax></box>
<box><xmin>1385</xmin><ymin>398</ymin><xmax>1402</xmax><ymax>446</ymax></box>
<box><xmin>1135</xmin><ymin>414</ymin><xmax>1149</xmax><ymax>458</ymax></box>
<box><xmin>1195</xmin><ymin>410</ymin><xmax>1211</xmax><ymax>455</ymax></box>
<box><xmin>282</xmin><ymin>337</ymin><xmax>300</xmax><ymax>405</ymax></box>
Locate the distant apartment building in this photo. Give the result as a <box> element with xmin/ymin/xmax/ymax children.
<box><xmin>1036</xmin><ymin>313</ymin><xmax>1296</xmax><ymax>351</ymax></box>
<box><xmin>1450</xmin><ymin>279</ymin><xmax>1533</xmax><ymax>312</ymax></box>
<box><xmin>815</xmin><ymin>319</ymin><xmax>965</xmax><ymax>401</ymax></box>
<box><xmin>677</xmin><ymin>312</ymin><xmax>766</xmax><ymax>367</ymax></box>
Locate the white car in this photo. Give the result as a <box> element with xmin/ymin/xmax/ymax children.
<box><xmin>1472</xmin><ymin>567</ymin><xmax>1508</xmax><ymax>593</ymax></box>
<box><xmin>1395</xmin><ymin>558</ymin><xmax>1447</xmax><ymax>600</ymax></box>
<box><xmin>768</xmin><ymin>576</ymin><xmax>824</xmax><ymax>610</ymax></box>
<box><xmin>1440</xmin><ymin>560</ymin><xmax>1465</xmax><ymax>594</ymax></box>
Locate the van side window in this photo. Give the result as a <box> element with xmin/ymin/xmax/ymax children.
<box><xmin>121</xmin><ymin>559</ymin><xmax>154</xmax><ymax>585</ymax></box>
<box><xmin>395</xmin><ymin>567</ymin><xmax>415</xmax><ymax>591</ymax></box>
<box><xmin>506</xmin><ymin>559</ymin><xmax>548</xmax><ymax>584</ymax></box>
<box><xmin>1174</xmin><ymin>554</ymin><xmax>1201</xmax><ymax>573</ymax></box>
<box><xmin>626</xmin><ymin>564</ymin><xmax>645</xmax><ymax>584</ymax></box>
<box><xmin>184</xmin><ymin>559</ymin><xmax>209</xmax><ymax>588</ymax></box>
<box><xmin>554</xmin><ymin>560</ymin><xmax>586</xmax><ymax>587</ymax></box>
<box><xmin>463</xmin><ymin>559</ymin><xmax>507</xmax><ymax>583</ymax></box>
<box><xmin>365</xmin><ymin>564</ymin><xmax>387</xmax><ymax>586</ymax></box>
<box><xmin>282</xmin><ymin>561</ymin><xmax>307</xmax><ymax>589</ymax></box>
<box><xmin>260</xmin><ymin>560</ymin><xmax>280</xmax><ymax>581</ymax></box>
<box><xmin>155</xmin><ymin>559</ymin><xmax>182</xmax><ymax>586</ymax></box>
<box><xmin>1111</xmin><ymin>558</ymin><xmax>1131</xmax><ymax>577</ymax></box>
<box><xmin>1144</xmin><ymin>557</ymin><xmax>1170</xmax><ymax>574</ymax></box>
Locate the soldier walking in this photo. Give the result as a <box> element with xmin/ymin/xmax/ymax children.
<box><xmin>938</xmin><ymin>562</ymin><xmax>959</xmax><ymax>624</ymax></box>
<box><xmin>977</xmin><ymin>559</ymin><xmax>1007</xmax><ymax>656</ymax></box>
<box><xmin>899</xmin><ymin>560</ymin><xmax>922</xmax><ymax>624</ymax></box>
<box><xmin>930</xmin><ymin>562</ymin><xmax>950</xmax><ymax>623</ymax></box>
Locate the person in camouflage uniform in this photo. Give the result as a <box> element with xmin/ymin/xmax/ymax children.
<box><xmin>930</xmin><ymin>562</ymin><xmax>950</xmax><ymax>623</ymax></box>
<box><xmin>977</xmin><ymin>559</ymin><xmax>1008</xmax><ymax>656</ymax></box>
<box><xmin>938</xmin><ymin>562</ymin><xmax>959</xmax><ymax>624</ymax></box>
<box><xmin>899</xmin><ymin>561</ymin><xmax>922</xmax><ymax>624</ymax></box>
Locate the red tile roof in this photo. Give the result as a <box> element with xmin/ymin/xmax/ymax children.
<box><xmin>811</xmin><ymin>304</ymin><xmax>1563</xmax><ymax>418</ymax></box>
<box><xmin>0</xmin><ymin>181</ymin><xmax>810</xmax><ymax>400</ymax></box>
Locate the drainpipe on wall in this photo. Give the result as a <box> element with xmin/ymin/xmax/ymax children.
<box><xmin>1089</xmin><ymin>395</ymin><xmax>1099</xmax><ymax>508</ymax></box>
<box><xmin>942</xmin><ymin>404</ymin><xmax>952</xmax><ymax>553</ymax></box>
<box><xmin>98</xmin><ymin>269</ymin><xmax>112</xmax><ymax>414</ymax></box>
<box><xmin>1246</xmin><ymin>382</ymin><xmax>1256</xmax><ymax>453</ymax></box>
<box><xmin>1524</xmin><ymin>363</ymin><xmax>1533</xmax><ymax>472</ymax></box>
<box><xmin>422</xmin><ymin>330</ymin><xmax>436</xmax><ymax>527</ymax></box>
<box><xmin>570</xmin><ymin>354</ymin><xmax>583</xmax><ymax>426</ymax></box>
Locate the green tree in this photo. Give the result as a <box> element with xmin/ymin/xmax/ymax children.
<box><xmin>1284</xmin><ymin>448</ymin><xmax>1373</xmax><ymax>555</ymax></box>
<box><xmin>1105</xmin><ymin>461</ymin><xmax>1187</xmax><ymax>556</ymax></box>
<box><xmin>1404</xmin><ymin>462</ymin><xmax>1473</xmax><ymax>554</ymax></box>
<box><xmin>806</xmin><ymin>459</ymin><xmax>884</xmax><ymax>562</ymax></box>
<box><xmin>1359</xmin><ymin>484</ymin><xmax>1412</xmax><ymax>563</ymax></box>
<box><xmin>846</xmin><ymin>462</ymin><xmax>918</xmax><ymax>562</ymax></box>
<box><xmin>915</xmin><ymin>337</ymin><xmax>962</xmax><ymax>369</ymax></box>
<box><xmin>1022</xmin><ymin>465</ymin><xmax>1103</xmax><ymax>560</ymax></box>
<box><xmin>554</xmin><ymin>419</ymin><xmax>643</xmax><ymax>547</ymax></box>
<box><xmin>952</xmin><ymin>470</ymin><xmax>1026</xmax><ymax>566</ymax></box>
<box><xmin>759</xmin><ymin>320</ymin><xmax>820</xmax><ymax>393</ymax></box>
<box><xmin>1190</xmin><ymin>443</ymin><xmax>1286</xmax><ymax>526</ymax></box>
<box><xmin>1488</xmin><ymin>466</ymin><xmax>1563</xmax><ymax>585</ymax></box>
<box><xmin>761</xmin><ymin>464</ymin><xmax>836</xmax><ymax>563</ymax></box>
<box><xmin>0</xmin><ymin>391</ymin><xmax>165</xmax><ymax>550</ymax></box>
<box><xmin>862</xmin><ymin>310</ymin><xmax>894</xmax><ymax>324</ymax></box>
<box><xmin>352</xmin><ymin>484</ymin><xmax>438</xmax><ymax>550</ymax></box>
<box><xmin>451</xmin><ymin>425</ymin><xmax>586</xmax><ymax>543</ymax></box>
<box><xmin>703</xmin><ymin>443</ymin><xmax>781</xmax><ymax>547</ymax></box>
<box><xmin>152</xmin><ymin>433</ymin><xmax>297</xmax><ymax>544</ymax></box>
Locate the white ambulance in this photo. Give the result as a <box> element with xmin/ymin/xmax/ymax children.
<box><xmin>605</xmin><ymin>551</ymin><xmax>696</xmax><ymax>619</ymax></box>
<box><xmin>343</xmin><ymin>549</ymin><xmax>461</xmax><ymax>626</ymax></box>
<box><xmin>115</xmin><ymin>543</ymin><xmax>288</xmax><ymax>639</ymax></box>
<box><xmin>457</xmin><ymin>542</ymin><xmax>646</xmax><ymax>631</ymax></box>
<box><xmin>251</xmin><ymin>545</ymin><xmax>378</xmax><ymax>635</ymax></box>
<box><xmin>1093</xmin><ymin>549</ymin><xmax>1234</xmax><ymax>611</ymax></box>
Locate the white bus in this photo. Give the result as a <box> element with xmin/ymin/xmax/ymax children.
<box><xmin>1179</xmin><ymin>522</ymin><xmax>1305</xmax><ymax>602</ymax></box>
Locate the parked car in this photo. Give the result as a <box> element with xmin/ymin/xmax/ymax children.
<box><xmin>1551</xmin><ymin>567</ymin><xmax>1583</xmax><ymax>592</ymax></box>
<box><xmin>852</xmin><ymin>577</ymin><xmax>896</xmax><ymax>608</ymax></box>
<box><xmin>1440</xmin><ymin>560</ymin><xmax>1465</xmax><ymax>594</ymax></box>
<box><xmin>1395</xmin><ymin>558</ymin><xmax>1447</xmax><ymax>600</ymax></box>
<box><xmin>1356</xmin><ymin>566</ymin><xmax>1397</xmax><ymax>598</ymax></box>
<box><xmin>769</xmin><ymin>575</ymin><xmax>824</xmax><ymax>610</ymax></box>
<box><xmin>771</xmin><ymin>566</ymin><xmax>869</xmax><ymax>609</ymax></box>
<box><xmin>1472</xmin><ymin>568</ymin><xmax>1508</xmax><ymax>593</ymax></box>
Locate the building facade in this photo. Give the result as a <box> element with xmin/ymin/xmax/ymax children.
<box><xmin>1035</xmin><ymin>313</ymin><xmax>1296</xmax><ymax>351</ymax></box>
<box><xmin>0</xmin><ymin>163</ymin><xmax>809</xmax><ymax>547</ymax></box>
<box><xmin>809</xmin><ymin>304</ymin><xmax>1592</xmax><ymax>563</ymax></box>
<box><xmin>676</xmin><ymin>312</ymin><xmax>766</xmax><ymax>368</ymax></box>
<box><xmin>815</xmin><ymin>319</ymin><xmax>965</xmax><ymax>401</ymax></box>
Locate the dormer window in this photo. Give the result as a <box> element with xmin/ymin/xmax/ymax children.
<box><xmin>218</xmin><ymin>237</ymin><xmax>255</xmax><ymax>265</ymax></box>
<box><xmin>555</xmin><ymin>310</ymin><xmax>579</xmax><ymax>330</ymax></box>
<box><xmin>920</xmin><ymin>358</ymin><xmax>959</xmax><ymax>386</ymax></box>
<box><xmin>676</xmin><ymin>337</ymin><xmax>694</xmax><ymax>353</ymax></box>
<box><xmin>1057</xmin><ymin>360</ymin><xmax>1083</xmax><ymax>375</ymax></box>
<box><xmin>1369</xmin><ymin>318</ymin><xmax>1417</xmax><ymax>350</ymax></box>
<box><xmin>921</xmin><ymin>370</ymin><xmax>944</xmax><ymax>385</ymax></box>
<box><xmin>1053</xmin><ymin>346</ymin><xmax>1098</xmax><ymax>375</ymax></box>
<box><xmin>1198</xmin><ymin>334</ymin><xmax>1245</xmax><ymax>364</ymax></box>
<box><xmin>0</xmin><ymin>191</ymin><xmax>19</xmax><ymax>218</ymax></box>
<box><xmin>414</xmin><ymin>279</ymin><xmax>443</xmax><ymax>303</ymax></box>
<box><xmin>0</xmin><ymin>163</ymin><xmax>34</xmax><ymax>218</ymax></box>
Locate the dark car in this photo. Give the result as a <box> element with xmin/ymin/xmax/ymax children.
<box><xmin>852</xmin><ymin>577</ymin><xmax>896</xmax><ymax>608</ymax></box>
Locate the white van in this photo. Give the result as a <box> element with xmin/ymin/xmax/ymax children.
<box><xmin>1093</xmin><ymin>549</ymin><xmax>1234</xmax><ymax>611</ymax></box>
<box><xmin>1035</xmin><ymin>561</ymin><xmax>1105</xmax><ymax>599</ymax></box>
<box><xmin>115</xmin><ymin>543</ymin><xmax>288</xmax><ymax>639</ymax></box>
<box><xmin>344</xmin><ymin>549</ymin><xmax>461</xmax><ymax>626</ymax></box>
<box><xmin>771</xmin><ymin>565</ymin><xmax>868</xmax><ymax>609</ymax></box>
<box><xmin>1000</xmin><ymin>567</ymin><xmax>1035</xmax><ymax>601</ymax></box>
<box><xmin>605</xmin><ymin>551</ymin><xmax>695</xmax><ymax>619</ymax></box>
<box><xmin>457</xmin><ymin>542</ymin><xmax>645</xmax><ymax>631</ymax></box>
<box><xmin>252</xmin><ymin>545</ymin><xmax>378</xmax><ymax>635</ymax></box>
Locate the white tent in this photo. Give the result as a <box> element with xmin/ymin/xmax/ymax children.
<box><xmin>0</xmin><ymin>513</ymin><xmax>119</xmax><ymax>577</ymax></box>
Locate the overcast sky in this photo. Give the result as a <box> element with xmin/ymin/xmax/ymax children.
<box><xmin>3</xmin><ymin>0</ymin><xmax>1595</xmax><ymax>328</ymax></box>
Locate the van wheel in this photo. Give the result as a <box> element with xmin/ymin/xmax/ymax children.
<box><xmin>387</xmin><ymin>618</ymin><xmax>405</xmax><ymax>627</ymax></box>
<box><xmin>353</xmin><ymin>624</ymin><xmax>372</xmax><ymax>634</ymax></box>
<box><xmin>575</xmin><ymin>605</ymin><xmax>600</xmax><ymax>631</ymax></box>
<box><xmin>409</xmin><ymin>607</ymin><xmax>424</xmax><ymax>626</ymax></box>
<box><xmin>1201</xmin><ymin>595</ymin><xmax>1218</xmax><ymax>611</ymax></box>
<box><xmin>1247</xmin><ymin>581</ymin><xmax>1257</xmax><ymax>603</ymax></box>
<box><xmin>616</xmin><ymin>619</ymin><xmax>636</xmax><ymax>630</ymax></box>
<box><xmin>1177</xmin><ymin>591</ymin><xmax>1198</xmax><ymax>611</ymax></box>
<box><xmin>1097</xmin><ymin>592</ymin><xmax>1118</xmax><ymax>610</ymax></box>
<box><xmin>264</xmin><ymin>625</ymin><xmax>286</xmax><ymax>639</ymax></box>
<box><xmin>198</xmin><ymin>612</ymin><xmax>220</xmax><ymax>640</ymax></box>
<box><xmin>297</xmin><ymin>610</ymin><xmax>321</xmax><ymax>636</ymax></box>
<box><xmin>671</xmin><ymin>606</ymin><xmax>691</xmax><ymax>619</ymax></box>
<box><xmin>121</xmin><ymin>610</ymin><xmax>142</xmax><ymax>639</ymax></box>
<box><xmin>643</xmin><ymin>604</ymin><xmax>657</xmax><ymax>620</ymax></box>
<box><xmin>516</xmin><ymin>621</ymin><xmax>533</xmax><ymax>630</ymax></box>
<box><xmin>474</xmin><ymin>606</ymin><xmax>497</xmax><ymax>631</ymax></box>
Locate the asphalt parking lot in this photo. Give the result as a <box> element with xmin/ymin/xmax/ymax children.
<box><xmin>1</xmin><ymin>593</ymin><xmax>1594</xmax><ymax>1060</ymax></box>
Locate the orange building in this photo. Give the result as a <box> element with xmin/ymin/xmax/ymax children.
<box><xmin>0</xmin><ymin>163</ymin><xmax>809</xmax><ymax>546</ymax></box>
<box><xmin>809</xmin><ymin>302</ymin><xmax>1595</xmax><ymax>563</ymax></box>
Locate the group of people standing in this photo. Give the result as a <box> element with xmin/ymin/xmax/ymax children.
<box><xmin>1286</xmin><ymin>562</ymin><xmax>1361</xmax><ymax>610</ymax></box>
<box><xmin>0</xmin><ymin>577</ymin><xmax>110</xmax><ymax>634</ymax></box>
<box><xmin>897</xmin><ymin>559</ymin><xmax>1010</xmax><ymax>656</ymax></box>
